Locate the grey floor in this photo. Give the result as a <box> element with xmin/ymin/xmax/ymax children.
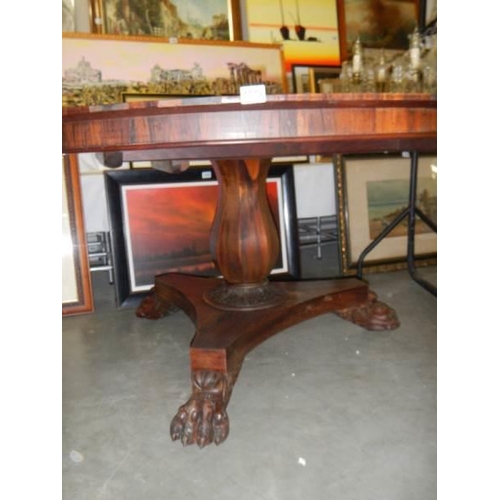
<box><xmin>62</xmin><ymin>247</ymin><xmax>437</xmax><ymax>500</ymax></box>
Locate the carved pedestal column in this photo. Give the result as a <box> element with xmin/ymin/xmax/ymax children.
<box><xmin>204</xmin><ymin>158</ymin><xmax>286</xmax><ymax>310</ymax></box>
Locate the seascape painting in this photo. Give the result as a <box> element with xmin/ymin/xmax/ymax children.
<box><xmin>367</xmin><ymin>178</ymin><xmax>437</xmax><ymax>240</ymax></box>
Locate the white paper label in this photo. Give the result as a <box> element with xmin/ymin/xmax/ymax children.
<box><xmin>240</xmin><ymin>84</ymin><xmax>267</xmax><ymax>105</ymax></box>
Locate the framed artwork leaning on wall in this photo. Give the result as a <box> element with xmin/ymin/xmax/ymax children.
<box><xmin>105</xmin><ymin>165</ymin><xmax>300</xmax><ymax>308</ymax></box>
<box><xmin>334</xmin><ymin>153</ymin><xmax>437</xmax><ymax>276</ymax></box>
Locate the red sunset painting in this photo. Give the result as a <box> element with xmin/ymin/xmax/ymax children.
<box><xmin>123</xmin><ymin>180</ymin><xmax>282</xmax><ymax>290</ymax></box>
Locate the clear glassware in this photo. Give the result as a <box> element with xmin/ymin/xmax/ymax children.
<box><xmin>375</xmin><ymin>50</ymin><xmax>388</xmax><ymax>92</ymax></box>
<box><xmin>422</xmin><ymin>65</ymin><xmax>437</xmax><ymax>95</ymax></box>
<box><xmin>390</xmin><ymin>58</ymin><xmax>406</xmax><ymax>93</ymax></box>
<box><xmin>351</xmin><ymin>37</ymin><xmax>364</xmax><ymax>89</ymax></box>
<box><xmin>408</xmin><ymin>27</ymin><xmax>422</xmax><ymax>71</ymax></box>
<box><xmin>406</xmin><ymin>28</ymin><xmax>424</xmax><ymax>92</ymax></box>
<box><xmin>421</xmin><ymin>35</ymin><xmax>437</xmax><ymax>95</ymax></box>
<box><xmin>339</xmin><ymin>61</ymin><xmax>352</xmax><ymax>92</ymax></box>
<box><xmin>363</xmin><ymin>63</ymin><xmax>376</xmax><ymax>92</ymax></box>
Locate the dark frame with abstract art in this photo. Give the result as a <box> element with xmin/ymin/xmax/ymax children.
<box><xmin>334</xmin><ymin>153</ymin><xmax>437</xmax><ymax>276</ymax></box>
<box><xmin>105</xmin><ymin>165</ymin><xmax>300</xmax><ymax>308</ymax></box>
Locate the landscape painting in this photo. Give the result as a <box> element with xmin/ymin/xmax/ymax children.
<box><xmin>367</xmin><ymin>177</ymin><xmax>437</xmax><ymax>240</ymax></box>
<box><xmin>335</xmin><ymin>154</ymin><xmax>437</xmax><ymax>275</ymax></box>
<box><xmin>92</xmin><ymin>0</ymin><xmax>241</xmax><ymax>40</ymax></box>
<box><xmin>62</xmin><ymin>34</ymin><xmax>285</xmax><ymax>107</ymax></box>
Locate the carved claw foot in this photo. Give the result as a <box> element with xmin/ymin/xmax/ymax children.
<box><xmin>335</xmin><ymin>290</ymin><xmax>400</xmax><ymax>331</ymax></box>
<box><xmin>170</xmin><ymin>370</ymin><xmax>230</xmax><ymax>448</ymax></box>
<box><xmin>135</xmin><ymin>288</ymin><xmax>179</xmax><ymax>320</ymax></box>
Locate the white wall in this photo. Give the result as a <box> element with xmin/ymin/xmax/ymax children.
<box><xmin>293</xmin><ymin>162</ymin><xmax>336</xmax><ymax>218</ymax></box>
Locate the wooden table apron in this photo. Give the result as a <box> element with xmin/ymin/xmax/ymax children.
<box><xmin>63</xmin><ymin>94</ymin><xmax>437</xmax><ymax>448</ymax></box>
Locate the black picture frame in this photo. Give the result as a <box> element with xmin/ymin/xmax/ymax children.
<box><xmin>308</xmin><ymin>65</ymin><xmax>342</xmax><ymax>93</ymax></box>
<box><xmin>105</xmin><ymin>165</ymin><xmax>300</xmax><ymax>308</ymax></box>
<box><xmin>291</xmin><ymin>64</ymin><xmax>314</xmax><ymax>93</ymax></box>
<box><xmin>418</xmin><ymin>0</ymin><xmax>437</xmax><ymax>32</ymax></box>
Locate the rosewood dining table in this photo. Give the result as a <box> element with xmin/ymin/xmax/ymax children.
<box><xmin>62</xmin><ymin>93</ymin><xmax>437</xmax><ymax>448</ymax></box>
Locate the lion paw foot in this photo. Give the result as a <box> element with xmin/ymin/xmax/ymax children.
<box><xmin>336</xmin><ymin>290</ymin><xmax>400</xmax><ymax>331</ymax></box>
<box><xmin>170</xmin><ymin>399</ymin><xmax>229</xmax><ymax>448</ymax></box>
<box><xmin>170</xmin><ymin>370</ymin><xmax>230</xmax><ymax>448</ymax></box>
<box><xmin>135</xmin><ymin>288</ymin><xmax>178</xmax><ymax>320</ymax></box>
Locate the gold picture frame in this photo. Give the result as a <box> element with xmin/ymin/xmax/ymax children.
<box><xmin>62</xmin><ymin>33</ymin><xmax>285</xmax><ymax>107</ymax></box>
<box><xmin>335</xmin><ymin>153</ymin><xmax>437</xmax><ymax>276</ymax></box>
<box><xmin>90</xmin><ymin>0</ymin><xmax>242</xmax><ymax>40</ymax></box>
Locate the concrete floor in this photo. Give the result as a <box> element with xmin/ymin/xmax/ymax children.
<box><xmin>62</xmin><ymin>251</ymin><xmax>437</xmax><ymax>500</ymax></box>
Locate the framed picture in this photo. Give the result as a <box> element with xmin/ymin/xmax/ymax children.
<box><xmin>105</xmin><ymin>166</ymin><xmax>300</xmax><ymax>308</ymax></box>
<box><xmin>62</xmin><ymin>0</ymin><xmax>75</xmax><ymax>32</ymax></box>
<box><xmin>62</xmin><ymin>154</ymin><xmax>94</xmax><ymax>316</ymax></box>
<box><xmin>291</xmin><ymin>64</ymin><xmax>341</xmax><ymax>93</ymax></box>
<box><xmin>62</xmin><ymin>33</ymin><xmax>285</xmax><ymax>107</ymax></box>
<box><xmin>291</xmin><ymin>65</ymin><xmax>313</xmax><ymax>93</ymax></box>
<box><xmin>308</xmin><ymin>65</ymin><xmax>342</xmax><ymax>92</ymax></box>
<box><xmin>419</xmin><ymin>0</ymin><xmax>437</xmax><ymax>30</ymax></box>
<box><xmin>335</xmin><ymin>153</ymin><xmax>437</xmax><ymax>275</ymax></box>
<box><xmin>245</xmin><ymin>0</ymin><xmax>341</xmax><ymax>73</ymax></box>
<box><xmin>336</xmin><ymin>0</ymin><xmax>419</xmax><ymax>60</ymax></box>
<box><xmin>90</xmin><ymin>0</ymin><xmax>242</xmax><ymax>41</ymax></box>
